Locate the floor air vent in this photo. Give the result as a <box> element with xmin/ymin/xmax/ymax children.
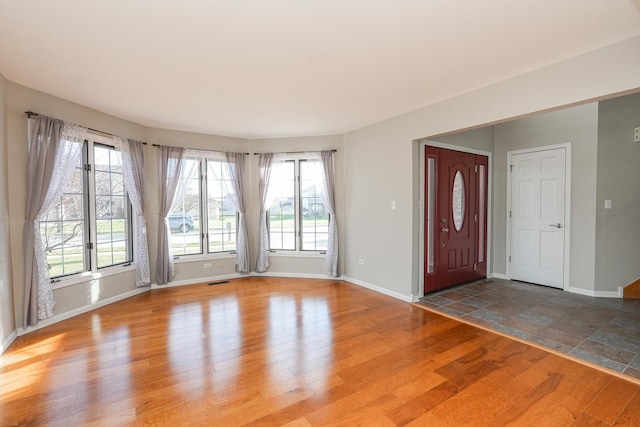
<box><xmin>208</xmin><ymin>280</ymin><xmax>230</xmax><ymax>286</ymax></box>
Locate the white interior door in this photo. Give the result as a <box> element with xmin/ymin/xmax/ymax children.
<box><xmin>509</xmin><ymin>147</ymin><xmax>567</xmax><ymax>288</ymax></box>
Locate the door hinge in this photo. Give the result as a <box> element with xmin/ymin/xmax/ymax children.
<box><xmin>86</xmin><ymin>242</ymin><xmax>94</xmax><ymax>250</ymax></box>
<box><xmin>474</xmin><ymin>213</ymin><xmax>478</xmax><ymax>222</ymax></box>
<box><xmin>473</xmin><ymin>263</ymin><xmax>477</xmax><ymax>271</ymax></box>
<box><xmin>84</xmin><ymin>164</ymin><xmax>92</xmax><ymax>172</ymax></box>
<box><xmin>475</xmin><ymin>165</ymin><xmax>478</xmax><ymax>173</ymax></box>
<box><xmin>509</xmin><ymin>210</ymin><xmax>512</xmax><ymax>218</ymax></box>
<box><xmin>508</xmin><ymin>255</ymin><xmax>511</xmax><ymax>262</ymax></box>
<box><xmin>510</xmin><ymin>165</ymin><xmax>514</xmax><ymax>172</ymax></box>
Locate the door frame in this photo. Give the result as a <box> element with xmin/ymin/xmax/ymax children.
<box><xmin>419</xmin><ymin>141</ymin><xmax>492</xmax><ymax>297</ymax></box>
<box><xmin>506</xmin><ymin>143</ymin><xmax>572</xmax><ymax>291</ymax></box>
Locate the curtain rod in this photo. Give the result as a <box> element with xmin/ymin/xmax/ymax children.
<box><xmin>25</xmin><ymin>111</ymin><xmax>150</xmax><ymax>145</ymax></box>
<box><xmin>25</xmin><ymin>111</ymin><xmax>249</xmax><ymax>154</ymax></box>
<box><xmin>253</xmin><ymin>149</ymin><xmax>337</xmax><ymax>155</ymax></box>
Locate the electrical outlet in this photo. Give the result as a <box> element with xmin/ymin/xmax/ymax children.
<box><xmin>216</xmin><ymin>262</ymin><xmax>225</xmax><ymax>267</ymax></box>
<box><xmin>635</xmin><ymin>126</ymin><xmax>640</xmax><ymax>142</ymax></box>
<box><xmin>358</xmin><ymin>259</ymin><xmax>365</xmax><ymax>265</ymax></box>
<box><xmin>203</xmin><ymin>263</ymin><xmax>212</xmax><ymax>268</ymax></box>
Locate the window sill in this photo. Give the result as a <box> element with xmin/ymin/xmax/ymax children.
<box><xmin>269</xmin><ymin>251</ymin><xmax>325</xmax><ymax>258</ymax></box>
<box><xmin>173</xmin><ymin>253</ymin><xmax>236</xmax><ymax>263</ymax></box>
<box><xmin>52</xmin><ymin>264</ymin><xmax>136</xmax><ymax>290</ymax></box>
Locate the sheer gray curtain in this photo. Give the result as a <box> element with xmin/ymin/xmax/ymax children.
<box><xmin>320</xmin><ymin>151</ymin><xmax>339</xmax><ymax>276</ymax></box>
<box><xmin>256</xmin><ymin>153</ymin><xmax>278</xmax><ymax>272</ymax></box>
<box><xmin>113</xmin><ymin>136</ymin><xmax>150</xmax><ymax>287</ymax></box>
<box><xmin>224</xmin><ymin>153</ymin><xmax>249</xmax><ymax>273</ymax></box>
<box><xmin>157</xmin><ymin>146</ymin><xmax>186</xmax><ymax>285</ymax></box>
<box><xmin>23</xmin><ymin>115</ymin><xmax>86</xmax><ymax>327</ymax></box>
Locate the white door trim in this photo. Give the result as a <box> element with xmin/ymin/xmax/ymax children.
<box><xmin>418</xmin><ymin>140</ymin><xmax>493</xmax><ymax>297</ymax></box>
<box><xmin>506</xmin><ymin>143</ymin><xmax>571</xmax><ymax>290</ymax></box>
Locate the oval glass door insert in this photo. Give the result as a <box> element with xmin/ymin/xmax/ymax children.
<box><xmin>452</xmin><ymin>170</ymin><xmax>465</xmax><ymax>232</ymax></box>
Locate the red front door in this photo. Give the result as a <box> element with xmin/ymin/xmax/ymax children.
<box><xmin>424</xmin><ymin>147</ymin><xmax>488</xmax><ymax>294</ymax></box>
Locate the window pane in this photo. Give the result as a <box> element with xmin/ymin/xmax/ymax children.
<box><xmin>94</xmin><ymin>144</ymin><xmax>132</xmax><ymax>268</ymax></box>
<box><xmin>170</xmin><ymin>159</ymin><xmax>202</xmax><ymax>256</ymax></box>
<box><xmin>478</xmin><ymin>164</ymin><xmax>486</xmax><ymax>263</ymax></box>
<box><xmin>427</xmin><ymin>157</ymin><xmax>436</xmax><ymax>274</ymax></box>
<box><xmin>39</xmin><ymin>153</ymin><xmax>87</xmax><ymax>278</ymax></box>
<box><xmin>207</xmin><ymin>160</ymin><xmax>238</xmax><ymax>253</ymax></box>
<box><xmin>452</xmin><ymin>170</ymin><xmax>465</xmax><ymax>232</ymax></box>
<box><xmin>300</xmin><ymin>160</ymin><xmax>328</xmax><ymax>251</ymax></box>
<box><xmin>268</xmin><ymin>161</ymin><xmax>295</xmax><ymax>250</ymax></box>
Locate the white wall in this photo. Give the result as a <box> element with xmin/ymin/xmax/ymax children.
<box><xmin>595</xmin><ymin>92</ymin><xmax>640</xmax><ymax>291</ymax></box>
<box><xmin>0</xmin><ymin>72</ymin><xmax>17</xmax><ymax>353</ymax></box>
<box><xmin>344</xmin><ymin>35</ymin><xmax>640</xmax><ymax>300</ymax></box>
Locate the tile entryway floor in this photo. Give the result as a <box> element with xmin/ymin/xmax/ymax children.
<box><xmin>417</xmin><ymin>278</ymin><xmax>640</xmax><ymax>380</ymax></box>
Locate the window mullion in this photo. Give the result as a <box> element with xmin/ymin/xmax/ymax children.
<box><xmin>201</xmin><ymin>159</ymin><xmax>208</xmax><ymax>254</ymax></box>
<box><xmin>295</xmin><ymin>160</ymin><xmax>301</xmax><ymax>251</ymax></box>
<box><xmin>85</xmin><ymin>140</ymin><xmax>96</xmax><ymax>272</ymax></box>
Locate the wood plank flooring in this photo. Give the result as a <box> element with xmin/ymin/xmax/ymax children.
<box><xmin>1</xmin><ymin>277</ymin><xmax>639</xmax><ymax>426</ymax></box>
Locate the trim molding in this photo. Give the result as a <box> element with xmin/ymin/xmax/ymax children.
<box><xmin>341</xmin><ymin>275</ymin><xmax>415</xmax><ymax>302</ymax></box>
<box><xmin>567</xmin><ymin>286</ymin><xmax>622</xmax><ymax>298</ymax></box>
<box><xmin>17</xmin><ymin>287</ymin><xmax>150</xmax><ymax>336</ymax></box>
<box><xmin>1</xmin><ymin>330</ymin><xmax>17</xmax><ymax>355</ymax></box>
<box><xmin>488</xmin><ymin>272</ymin><xmax>509</xmax><ymax>280</ymax></box>
<box><xmin>151</xmin><ymin>273</ymin><xmax>245</xmax><ymax>289</ymax></box>
<box><xmin>18</xmin><ymin>287</ymin><xmax>150</xmax><ymax>336</ymax></box>
<box><xmin>251</xmin><ymin>272</ymin><xmax>331</xmax><ymax>280</ymax></box>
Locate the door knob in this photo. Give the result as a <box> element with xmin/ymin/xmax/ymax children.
<box><xmin>549</xmin><ymin>223</ymin><xmax>563</xmax><ymax>228</ymax></box>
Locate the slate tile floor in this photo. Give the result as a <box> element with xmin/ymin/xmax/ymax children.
<box><xmin>417</xmin><ymin>278</ymin><xmax>640</xmax><ymax>380</ymax></box>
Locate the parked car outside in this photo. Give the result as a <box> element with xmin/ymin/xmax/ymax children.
<box><xmin>168</xmin><ymin>214</ymin><xmax>194</xmax><ymax>233</ymax></box>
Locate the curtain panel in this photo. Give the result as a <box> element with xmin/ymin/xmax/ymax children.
<box><xmin>319</xmin><ymin>150</ymin><xmax>339</xmax><ymax>276</ymax></box>
<box><xmin>223</xmin><ymin>152</ymin><xmax>249</xmax><ymax>274</ymax></box>
<box><xmin>156</xmin><ymin>146</ymin><xmax>186</xmax><ymax>285</ymax></box>
<box><xmin>113</xmin><ymin>136</ymin><xmax>151</xmax><ymax>287</ymax></box>
<box><xmin>23</xmin><ymin>115</ymin><xmax>86</xmax><ymax>327</ymax></box>
<box><xmin>256</xmin><ymin>153</ymin><xmax>277</xmax><ymax>272</ymax></box>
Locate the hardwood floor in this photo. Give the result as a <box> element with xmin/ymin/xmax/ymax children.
<box><xmin>2</xmin><ymin>277</ymin><xmax>639</xmax><ymax>426</ymax></box>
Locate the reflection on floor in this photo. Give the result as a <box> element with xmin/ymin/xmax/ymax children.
<box><xmin>418</xmin><ymin>278</ymin><xmax>640</xmax><ymax>379</ymax></box>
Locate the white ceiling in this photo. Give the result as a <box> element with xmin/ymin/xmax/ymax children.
<box><xmin>1</xmin><ymin>1</ymin><xmax>639</xmax><ymax>139</ymax></box>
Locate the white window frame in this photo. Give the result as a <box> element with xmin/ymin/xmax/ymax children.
<box><xmin>267</xmin><ymin>155</ymin><xmax>328</xmax><ymax>256</ymax></box>
<box><xmin>170</xmin><ymin>156</ymin><xmax>240</xmax><ymax>261</ymax></box>
<box><xmin>45</xmin><ymin>134</ymin><xmax>135</xmax><ymax>289</ymax></box>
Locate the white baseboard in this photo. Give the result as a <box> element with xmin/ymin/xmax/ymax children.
<box><xmin>488</xmin><ymin>272</ymin><xmax>509</xmax><ymax>280</ymax></box>
<box><xmin>150</xmin><ymin>273</ymin><xmax>245</xmax><ymax>289</ymax></box>
<box><xmin>17</xmin><ymin>287</ymin><xmax>150</xmax><ymax>336</ymax></box>
<box><xmin>250</xmin><ymin>271</ymin><xmax>333</xmax><ymax>280</ymax></box>
<box><xmin>567</xmin><ymin>286</ymin><xmax>623</xmax><ymax>298</ymax></box>
<box><xmin>341</xmin><ymin>275</ymin><xmax>414</xmax><ymax>302</ymax></box>
<box><xmin>1</xmin><ymin>330</ymin><xmax>17</xmax><ymax>355</ymax></box>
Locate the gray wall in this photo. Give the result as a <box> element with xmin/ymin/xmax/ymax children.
<box><xmin>6</xmin><ymin>83</ymin><xmax>148</xmax><ymax>331</ymax></box>
<box><xmin>145</xmin><ymin>127</ymin><xmax>250</xmax><ymax>285</ymax></box>
<box><xmin>429</xmin><ymin>126</ymin><xmax>496</xmax><ymax>152</ymax></box>
<box><xmin>3</xmin><ymin>83</ymin><xmax>344</xmax><ymax>335</ymax></box>
<box><xmin>1</xmin><ymin>35</ymin><xmax>640</xmax><ymax>341</ymax></box>
<box><xmin>344</xmin><ymin>35</ymin><xmax>640</xmax><ymax>300</ymax></box>
<box><xmin>0</xmin><ymin>73</ymin><xmax>16</xmax><ymax>352</ymax></box>
<box><xmin>248</xmin><ymin>135</ymin><xmax>345</xmax><ymax>277</ymax></box>
<box><xmin>493</xmin><ymin>103</ymin><xmax>599</xmax><ymax>292</ymax></box>
<box><xmin>595</xmin><ymin>92</ymin><xmax>640</xmax><ymax>291</ymax></box>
